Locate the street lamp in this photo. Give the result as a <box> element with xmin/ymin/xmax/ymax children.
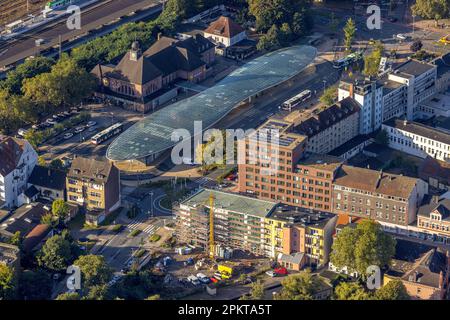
<box><xmin>149</xmin><ymin>191</ymin><xmax>154</xmax><ymax>217</ymax></box>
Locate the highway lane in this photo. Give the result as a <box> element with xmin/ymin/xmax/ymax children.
<box><xmin>0</xmin><ymin>0</ymin><xmax>161</xmax><ymax>68</ymax></box>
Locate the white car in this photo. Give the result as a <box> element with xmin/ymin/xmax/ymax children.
<box><xmin>63</xmin><ymin>132</ymin><xmax>73</xmax><ymax>139</ymax></box>
<box><xmin>74</xmin><ymin>126</ymin><xmax>85</xmax><ymax>133</ymax></box>
<box><xmin>265</xmin><ymin>270</ymin><xmax>276</xmax><ymax>277</ymax></box>
<box><xmin>396</xmin><ymin>33</ymin><xmax>407</xmax><ymax>40</ymax></box>
<box><xmin>87</xmin><ymin>121</ymin><xmax>97</xmax><ymax>127</ymax></box>
<box><xmin>196</xmin><ymin>273</ymin><xmax>210</xmax><ymax>284</ymax></box>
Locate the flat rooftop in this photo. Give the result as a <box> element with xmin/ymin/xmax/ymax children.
<box><xmin>180</xmin><ymin>188</ymin><xmax>278</xmax><ymax>218</ymax></box>
<box><xmin>106</xmin><ymin>45</ymin><xmax>317</xmax><ymax>161</ymax></box>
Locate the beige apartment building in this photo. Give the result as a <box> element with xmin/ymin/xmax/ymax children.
<box><xmin>66</xmin><ymin>157</ymin><xmax>120</xmax><ymax>224</ymax></box>
<box><xmin>288</xmin><ymin>97</ymin><xmax>360</xmax><ymax>154</ymax></box>
<box><xmin>332</xmin><ymin>165</ymin><xmax>428</xmax><ymax>227</ymax></box>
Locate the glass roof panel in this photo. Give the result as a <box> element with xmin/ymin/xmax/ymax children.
<box><xmin>107</xmin><ymin>45</ymin><xmax>317</xmax><ymax>161</ymax></box>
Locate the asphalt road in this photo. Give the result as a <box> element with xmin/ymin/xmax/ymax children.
<box><xmin>0</xmin><ymin>0</ymin><xmax>161</xmax><ymax>68</ymax></box>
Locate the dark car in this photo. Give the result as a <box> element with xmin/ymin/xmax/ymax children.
<box><xmin>388</xmin><ymin>17</ymin><xmax>398</xmax><ymax>23</ymax></box>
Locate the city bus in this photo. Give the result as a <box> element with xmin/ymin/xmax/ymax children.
<box><xmin>333</xmin><ymin>52</ymin><xmax>362</xmax><ymax>69</ymax></box>
<box><xmin>281</xmin><ymin>89</ymin><xmax>312</xmax><ymax>110</ymax></box>
<box><xmin>91</xmin><ymin>123</ymin><xmax>123</xmax><ymax>145</ymax></box>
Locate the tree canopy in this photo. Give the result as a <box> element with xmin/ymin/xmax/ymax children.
<box><xmin>274</xmin><ymin>270</ymin><xmax>324</xmax><ymax>300</ymax></box>
<box><xmin>334</xmin><ymin>281</ymin><xmax>373</xmax><ymax>300</ymax></box>
<box><xmin>0</xmin><ymin>264</ymin><xmax>16</xmax><ymax>300</ymax></box>
<box><xmin>330</xmin><ymin>220</ymin><xmax>396</xmax><ymax>277</ymax></box>
<box><xmin>37</xmin><ymin>231</ymin><xmax>79</xmax><ymax>272</ymax></box>
<box><xmin>74</xmin><ymin>254</ymin><xmax>113</xmax><ymax>288</ymax></box>
<box><xmin>412</xmin><ymin>0</ymin><xmax>449</xmax><ymax>26</ymax></box>
<box><xmin>375</xmin><ymin>280</ymin><xmax>410</xmax><ymax>300</ymax></box>
<box><xmin>343</xmin><ymin>18</ymin><xmax>356</xmax><ymax>51</ymax></box>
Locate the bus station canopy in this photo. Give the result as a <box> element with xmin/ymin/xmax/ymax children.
<box><xmin>106</xmin><ymin>45</ymin><xmax>317</xmax><ymax>161</ymax></box>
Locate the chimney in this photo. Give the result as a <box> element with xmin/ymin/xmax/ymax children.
<box><xmin>376</xmin><ymin>169</ymin><xmax>383</xmax><ymax>188</ymax></box>
<box><xmin>349</xmin><ymin>83</ymin><xmax>354</xmax><ymax>98</ymax></box>
<box><xmin>157</xmin><ymin>32</ymin><xmax>162</xmax><ymax>40</ymax></box>
<box><xmin>348</xmin><ymin>215</ymin><xmax>352</xmax><ymax>224</ymax></box>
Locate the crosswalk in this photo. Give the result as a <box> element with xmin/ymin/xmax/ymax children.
<box><xmin>126</xmin><ymin>215</ymin><xmax>159</xmax><ymax>235</ymax></box>
<box><xmin>192</xmin><ymin>177</ymin><xmax>216</xmax><ymax>188</ymax></box>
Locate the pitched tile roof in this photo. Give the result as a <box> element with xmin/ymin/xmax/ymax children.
<box><xmin>67</xmin><ymin>156</ymin><xmax>114</xmax><ymax>185</ymax></box>
<box><xmin>333</xmin><ymin>165</ymin><xmax>419</xmax><ymax>199</ymax></box>
<box><xmin>29</xmin><ymin>165</ymin><xmax>67</xmax><ymax>191</ymax></box>
<box><xmin>293</xmin><ymin>97</ymin><xmax>360</xmax><ymax>138</ymax></box>
<box><xmin>418</xmin><ymin>197</ymin><xmax>450</xmax><ymax>222</ymax></box>
<box><xmin>204</xmin><ymin>16</ymin><xmax>245</xmax><ymax>38</ymax></box>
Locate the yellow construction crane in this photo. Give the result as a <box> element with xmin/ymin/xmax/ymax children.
<box><xmin>209</xmin><ymin>192</ymin><xmax>215</xmax><ymax>259</ymax></box>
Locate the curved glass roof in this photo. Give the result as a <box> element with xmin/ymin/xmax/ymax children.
<box><xmin>107</xmin><ymin>45</ymin><xmax>317</xmax><ymax>161</ymax></box>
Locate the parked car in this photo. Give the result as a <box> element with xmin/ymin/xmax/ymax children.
<box><xmin>63</xmin><ymin>132</ymin><xmax>73</xmax><ymax>139</ymax></box>
<box><xmin>196</xmin><ymin>273</ymin><xmax>210</xmax><ymax>284</ymax></box>
<box><xmin>74</xmin><ymin>126</ymin><xmax>85</xmax><ymax>133</ymax></box>
<box><xmin>388</xmin><ymin>17</ymin><xmax>398</xmax><ymax>23</ymax></box>
<box><xmin>265</xmin><ymin>270</ymin><xmax>276</xmax><ymax>277</ymax></box>
<box><xmin>396</xmin><ymin>33</ymin><xmax>407</xmax><ymax>40</ymax></box>
<box><xmin>87</xmin><ymin>121</ymin><xmax>97</xmax><ymax>127</ymax></box>
<box><xmin>187</xmin><ymin>275</ymin><xmax>201</xmax><ymax>286</ymax></box>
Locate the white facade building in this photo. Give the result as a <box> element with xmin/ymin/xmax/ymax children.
<box><xmin>204</xmin><ymin>16</ymin><xmax>247</xmax><ymax>48</ymax></box>
<box><xmin>388</xmin><ymin>60</ymin><xmax>437</xmax><ymax>120</ymax></box>
<box><xmin>383</xmin><ymin>118</ymin><xmax>450</xmax><ymax>161</ymax></box>
<box><xmin>0</xmin><ymin>136</ymin><xmax>38</xmax><ymax>208</ymax></box>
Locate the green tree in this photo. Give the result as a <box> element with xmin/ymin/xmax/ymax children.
<box><xmin>23</xmin><ymin>129</ymin><xmax>44</xmax><ymax>149</ymax></box>
<box><xmin>9</xmin><ymin>231</ymin><xmax>22</xmax><ymax>248</ymax></box>
<box><xmin>49</xmin><ymin>159</ymin><xmax>64</xmax><ymax>170</ymax></box>
<box><xmin>146</xmin><ymin>294</ymin><xmax>161</xmax><ymax>300</ymax></box>
<box><xmin>257</xmin><ymin>24</ymin><xmax>282</xmax><ymax>51</ymax></box>
<box><xmin>250</xmin><ymin>280</ymin><xmax>264</xmax><ymax>300</ymax></box>
<box><xmin>83</xmin><ymin>284</ymin><xmax>110</xmax><ymax>300</ymax></box>
<box><xmin>274</xmin><ymin>270</ymin><xmax>319</xmax><ymax>300</ymax></box>
<box><xmin>0</xmin><ymin>264</ymin><xmax>16</xmax><ymax>300</ymax></box>
<box><xmin>0</xmin><ymin>56</ymin><xmax>53</xmax><ymax>95</ymax></box>
<box><xmin>56</xmin><ymin>292</ymin><xmax>80</xmax><ymax>300</ymax></box>
<box><xmin>19</xmin><ymin>270</ymin><xmax>53</xmax><ymax>300</ymax></box>
<box><xmin>52</xmin><ymin>199</ymin><xmax>70</xmax><ymax>220</ymax></box>
<box><xmin>37</xmin><ymin>233</ymin><xmax>77</xmax><ymax>272</ymax></box>
<box><xmin>343</xmin><ymin>18</ymin><xmax>356</xmax><ymax>51</ymax></box>
<box><xmin>364</xmin><ymin>41</ymin><xmax>384</xmax><ymax>77</ymax></box>
<box><xmin>334</xmin><ymin>281</ymin><xmax>373</xmax><ymax>300</ymax></box>
<box><xmin>412</xmin><ymin>0</ymin><xmax>449</xmax><ymax>27</ymax></box>
<box><xmin>74</xmin><ymin>255</ymin><xmax>113</xmax><ymax>288</ymax></box>
<box><xmin>375</xmin><ymin>280</ymin><xmax>410</xmax><ymax>300</ymax></box>
<box><xmin>331</xmin><ymin>220</ymin><xmax>396</xmax><ymax>277</ymax></box>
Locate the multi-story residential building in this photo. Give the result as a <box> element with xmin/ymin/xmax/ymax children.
<box><xmin>66</xmin><ymin>157</ymin><xmax>120</xmax><ymax>225</ymax></box>
<box><xmin>417</xmin><ymin>197</ymin><xmax>450</xmax><ymax>244</ymax></box>
<box><xmin>175</xmin><ymin>189</ymin><xmax>278</xmax><ymax>258</ymax></box>
<box><xmin>383</xmin><ymin>118</ymin><xmax>450</xmax><ymax>161</ymax></box>
<box><xmin>0</xmin><ymin>136</ymin><xmax>38</xmax><ymax>209</ymax></box>
<box><xmin>379</xmin><ymin>75</ymin><xmax>407</xmax><ymax>122</ymax></box>
<box><xmin>238</xmin><ymin>119</ymin><xmax>343</xmax><ymax>211</ymax></box>
<box><xmin>267</xmin><ymin>208</ymin><xmax>337</xmax><ymax>268</ymax></box>
<box><xmin>289</xmin><ymin>97</ymin><xmax>360</xmax><ymax>154</ymax></box>
<box><xmin>388</xmin><ymin>60</ymin><xmax>437</xmax><ymax>120</ymax></box>
<box><xmin>91</xmin><ymin>34</ymin><xmax>215</xmax><ymax>112</ymax></box>
<box><xmin>28</xmin><ymin>165</ymin><xmax>66</xmax><ymax>201</ymax></box>
<box><xmin>332</xmin><ymin>165</ymin><xmax>428</xmax><ymax>229</ymax></box>
<box><xmin>384</xmin><ymin>239</ymin><xmax>449</xmax><ymax>300</ymax></box>
<box><xmin>338</xmin><ymin>76</ymin><xmax>383</xmax><ymax>135</ymax></box>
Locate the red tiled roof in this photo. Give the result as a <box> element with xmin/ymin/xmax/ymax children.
<box><xmin>204</xmin><ymin>16</ymin><xmax>245</xmax><ymax>38</ymax></box>
<box><xmin>22</xmin><ymin>224</ymin><xmax>51</xmax><ymax>252</ymax></box>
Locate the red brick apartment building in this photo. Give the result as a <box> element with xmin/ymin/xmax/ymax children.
<box><xmin>238</xmin><ymin>119</ymin><xmax>343</xmax><ymax>212</ymax></box>
<box><xmin>238</xmin><ymin>118</ymin><xmax>428</xmax><ymax>230</ymax></box>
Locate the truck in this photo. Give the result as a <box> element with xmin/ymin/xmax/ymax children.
<box><xmin>217</xmin><ymin>264</ymin><xmax>233</xmax><ymax>279</ymax></box>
